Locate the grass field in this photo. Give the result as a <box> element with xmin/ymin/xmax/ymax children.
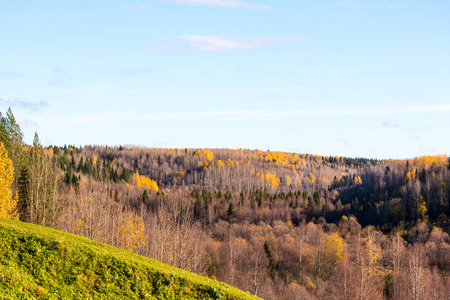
<box><xmin>0</xmin><ymin>219</ymin><xmax>260</xmax><ymax>300</ymax></box>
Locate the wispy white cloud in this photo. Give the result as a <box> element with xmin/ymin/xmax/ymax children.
<box><xmin>394</xmin><ymin>105</ymin><xmax>450</xmax><ymax>113</ymax></box>
<box><xmin>382</xmin><ymin>120</ymin><xmax>400</xmax><ymax>128</ymax></box>
<box><xmin>405</xmin><ymin>125</ymin><xmax>430</xmax><ymax>132</ymax></box>
<box><xmin>161</xmin><ymin>0</ymin><xmax>272</xmax><ymax>9</ymax></box>
<box><xmin>257</xmin><ymin>86</ymin><xmax>309</xmax><ymax>92</ymax></box>
<box><xmin>0</xmin><ymin>71</ymin><xmax>23</xmax><ymax>79</ymax></box>
<box><xmin>0</xmin><ymin>98</ymin><xmax>49</xmax><ymax>113</ymax></box>
<box><xmin>34</xmin><ymin>104</ymin><xmax>450</xmax><ymax>126</ymax></box>
<box><xmin>139</xmin><ymin>35</ymin><xmax>300</xmax><ymax>53</ymax></box>
<box><xmin>36</xmin><ymin>112</ymin><xmax>136</xmax><ymax>127</ymax></box>
<box><xmin>80</xmin><ymin>67</ymin><xmax>153</xmax><ymax>77</ymax></box>
<box><xmin>118</xmin><ymin>68</ymin><xmax>153</xmax><ymax>76</ymax></box>
<box><xmin>19</xmin><ymin>119</ymin><xmax>39</xmax><ymax>128</ymax></box>
<box><xmin>419</xmin><ymin>145</ymin><xmax>435</xmax><ymax>153</ymax></box>
<box><xmin>334</xmin><ymin>137</ymin><xmax>349</xmax><ymax>145</ymax></box>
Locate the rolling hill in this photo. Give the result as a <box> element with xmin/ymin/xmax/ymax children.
<box><xmin>0</xmin><ymin>218</ymin><xmax>260</xmax><ymax>300</ymax></box>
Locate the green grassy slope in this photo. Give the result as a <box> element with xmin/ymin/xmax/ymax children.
<box><xmin>0</xmin><ymin>219</ymin><xmax>260</xmax><ymax>300</ymax></box>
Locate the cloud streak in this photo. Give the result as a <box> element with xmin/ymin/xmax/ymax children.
<box><xmin>118</xmin><ymin>68</ymin><xmax>153</xmax><ymax>76</ymax></box>
<box><xmin>257</xmin><ymin>86</ymin><xmax>309</xmax><ymax>92</ymax></box>
<box><xmin>139</xmin><ymin>35</ymin><xmax>300</xmax><ymax>53</ymax></box>
<box><xmin>0</xmin><ymin>71</ymin><xmax>22</xmax><ymax>79</ymax></box>
<box><xmin>161</xmin><ymin>0</ymin><xmax>272</xmax><ymax>9</ymax></box>
<box><xmin>144</xmin><ymin>104</ymin><xmax>450</xmax><ymax>121</ymax></box>
<box><xmin>382</xmin><ymin>120</ymin><xmax>400</xmax><ymax>128</ymax></box>
<box><xmin>34</xmin><ymin>104</ymin><xmax>450</xmax><ymax>126</ymax></box>
<box><xmin>19</xmin><ymin>119</ymin><xmax>39</xmax><ymax>128</ymax></box>
<box><xmin>0</xmin><ymin>98</ymin><xmax>49</xmax><ymax>113</ymax></box>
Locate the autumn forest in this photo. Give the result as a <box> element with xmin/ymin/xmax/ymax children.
<box><xmin>0</xmin><ymin>108</ymin><xmax>449</xmax><ymax>299</ymax></box>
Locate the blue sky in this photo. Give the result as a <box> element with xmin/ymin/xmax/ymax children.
<box><xmin>0</xmin><ymin>0</ymin><xmax>449</xmax><ymax>159</ymax></box>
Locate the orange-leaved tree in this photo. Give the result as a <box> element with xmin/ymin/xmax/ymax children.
<box><xmin>0</xmin><ymin>142</ymin><xmax>18</xmax><ymax>219</ymax></box>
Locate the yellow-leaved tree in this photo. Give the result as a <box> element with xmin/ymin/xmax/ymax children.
<box><xmin>265</xmin><ymin>173</ymin><xmax>280</xmax><ymax>189</ymax></box>
<box><xmin>119</xmin><ymin>212</ymin><xmax>147</xmax><ymax>252</ymax></box>
<box><xmin>194</xmin><ymin>149</ymin><xmax>214</xmax><ymax>162</ymax></box>
<box><xmin>322</xmin><ymin>232</ymin><xmax>344</xmax><ymax>279</ymax></box>
<box><xmin>0</xmin><ymin>142</ymin><xmax>18</xmax><ymax>219</ymax></box>
<box><xmin>418</xmin><ymin>199</ymin><xmax>428</xmax><ymax>222</ymax></box>
<box><xmin>134</xmin><ymin>172</ymin><xmax>159</xmax><ymax>192</ymax></box>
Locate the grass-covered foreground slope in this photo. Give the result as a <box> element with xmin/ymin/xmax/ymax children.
<box><xmin>0</xmin><ymin>219</ymin><xmax>260</xmax><ymax>300</ymax></box>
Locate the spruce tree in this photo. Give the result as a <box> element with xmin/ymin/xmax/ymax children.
<box><xmin>17</xmin><ymin>166</ymin><xmax>30</xmax><ymax>222</ymax></box>
<box><xmin>227</xmin><ymin>202</ymin><xmax>235</xmax><ymax>217</ymax></box>
<box><xmin>264</xmin><ymin>241</ymin><xmax>275</xmax><ymax>280</ymax></box>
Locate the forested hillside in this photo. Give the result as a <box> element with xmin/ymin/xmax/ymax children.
<box><xmin>0</xmin><ymin>108</ymin><xmax>449</xmax><ymax>299</ymax></box>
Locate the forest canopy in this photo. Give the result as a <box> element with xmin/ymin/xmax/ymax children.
<box><xmin>0</xmin><ymin>108</ymin><xmax>449</xmax><ymax>300</ymax></box>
